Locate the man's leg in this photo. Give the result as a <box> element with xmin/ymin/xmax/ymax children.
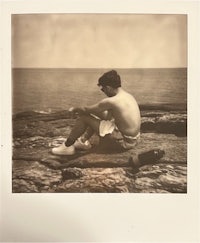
<box><xmin>80</xmin><ymin>127</ymin><xmax>95</xmax><ymax>143</ymax></box>
<box><xmin>65</xmin><ymin>114</ymin><xmax>100</xmax><ymax>146</ymax></box>
<box><xmin>52</xmin><ymin>114</ymin><xmax>100</xmax><ymax>155</ymax></box>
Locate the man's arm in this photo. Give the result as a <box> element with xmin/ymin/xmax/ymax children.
<box><xmin>71</xmin><ymin>98</ymin><xmax>112</xmax><ymax>119</ymax></box>
<box><xmin>84</xmin><ymin>98</ymin><xmax>112</xmax><ymax>118</ymax></box>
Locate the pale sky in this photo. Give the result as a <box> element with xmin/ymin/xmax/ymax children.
<box><xmin>12</xmin><ymin>14</ymin><xmax>187</xmax><ymax>68</ymax></box>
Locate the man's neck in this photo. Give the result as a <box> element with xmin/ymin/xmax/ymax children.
<box><xmin>108</xmin><ymin>87</ymin><xmax>123</xmax><ymax>97</ymax></box>
<box><xmin>115</xmin><ymin>87</ymin><xmax>123</xmax><ymax>94</ymax></box>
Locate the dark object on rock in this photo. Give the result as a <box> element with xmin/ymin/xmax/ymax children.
<box><xmin>129</xmin><ymin>149</ymin><xmax>165</xmax><ymax>170</ymax></box>
<box><xmin>62</xmin><ymin>168</ymin><xmax>83</xmax><ymax>180</ymax></box>
<box><xmin>139</xmin><ymin>149</ymin><xmax>165</xmax><ymax>165</ymax></box>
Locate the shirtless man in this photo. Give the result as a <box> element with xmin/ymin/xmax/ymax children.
<box><xmin>52</xmin><ymin>70</ymin><xmax>141</xmax><ymax>155</ymax></box>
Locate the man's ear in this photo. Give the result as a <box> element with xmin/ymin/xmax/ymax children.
<box><xmin>106</xmin><ymin>85</ymin><xmax>112</xmax><ymax>91</ymax></box>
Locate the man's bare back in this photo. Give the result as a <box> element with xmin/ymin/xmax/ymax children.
<box><xmin>87</xmin><ymin>88</ymin><xmax>141</xmax><ymax>137</ymax></box>
<box><xmin>104</xmin><ymin>88</ymin><xmax>140</xmax><ymax>136</ymax></box>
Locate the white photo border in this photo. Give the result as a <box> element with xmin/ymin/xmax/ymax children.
<box><xmin>1</xmin><ymin>0</ymin><xmax>200</xmax><ymax>242</ymax></box>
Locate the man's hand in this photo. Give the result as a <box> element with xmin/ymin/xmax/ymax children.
<box><xmin>69</xmin><ymin>107</ymin><xmax>86</xmax><ymax>115</ymax></box>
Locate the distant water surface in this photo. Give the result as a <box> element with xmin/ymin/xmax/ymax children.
<box><xmin>12</xmin><ymin>68</ymin><xmax>187</xmax><ymax>114</ymax></box>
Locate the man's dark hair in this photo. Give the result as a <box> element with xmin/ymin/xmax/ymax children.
<box><xmin>98</xmin><ymin>70</ymin><xmax>121</xmax><ymax>88</ymax></box>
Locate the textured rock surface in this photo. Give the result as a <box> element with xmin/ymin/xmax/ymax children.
<box><xmin>12</xmin><ymin>110</ymin><xmax>187</xmax><ymax>193</ymax></box>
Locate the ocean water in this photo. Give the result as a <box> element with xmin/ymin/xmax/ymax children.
<box><xmin>12</xmin><ymin>68</ymin><xmax>187</xmax><ymax>114</ymax></box>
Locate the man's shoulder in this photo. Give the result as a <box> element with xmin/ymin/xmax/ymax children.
<box><xmin>99</xmin><ymin>97</ymin><xmax>113</xmax><ymax>104</ymax></box>
<box><xmin>98</xmin><ymin>97</ymin><xmax>115</xmax><ymax>109</ymax></box>
<box><xmin>121</xmin><ymin>89</ymin><xmax>133</xmax><ymax>96</ymax></box>
<box><xmin>120</xmin><ymin>90</ymin><xmax>135</xmax><ymax>100</ymax></box>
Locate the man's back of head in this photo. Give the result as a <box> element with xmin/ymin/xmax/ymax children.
<box><xmin>98</xmin><ymin>70</ymin><xmax>121</xmax><ymax>88</ymax></box>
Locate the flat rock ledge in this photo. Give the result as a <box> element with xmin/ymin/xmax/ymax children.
<box><xmin>13</xmin><ymin>132</ymin><xmax>187</xmax><ymax>193</ymax></box>
<box><xmin>12</xmin><ymin>110</ymin><xmax>187</xmax><ymax>193</ymax></box>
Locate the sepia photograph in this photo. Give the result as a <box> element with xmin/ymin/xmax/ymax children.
<box><xmin>1</xmin><ymin>0</ymin><xmax>200</xmax><ymax>242</ymax></box>
<box><xmin>12</xmin><ymin>13</ymin><xmax>187</xmax><ymax>193</ymax></box>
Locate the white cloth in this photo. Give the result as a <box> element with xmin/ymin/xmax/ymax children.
<box><xmin>99</xmin><ymin>120</ymin><xmax>115</xmax><ymax>137</ymax></box>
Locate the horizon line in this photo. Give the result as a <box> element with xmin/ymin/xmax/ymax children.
<box><xmin>12</xmin><ymin>66</ymin><xmax>187</xmax><ymax>69</ymax></box>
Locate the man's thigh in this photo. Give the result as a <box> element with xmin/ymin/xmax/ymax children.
<box><xmin>81</xmin><ymin>114</ymin><xmax>101</xmax><ymax>134</ymax></box>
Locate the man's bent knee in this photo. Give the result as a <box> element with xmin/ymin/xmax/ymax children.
<box><xmin>79</xmin><ymin>114</ymin><xmax>90</xmax><ymax>120</ymax></box>
<box><xmin>79</xmin><ymin>114</ymin><xmax>100</xmax><ymax>134</ymax></box>
<box><xmin>79</xmin><ymin>114</ymin><xmax>99</xmax><ymax>123</ymax></box>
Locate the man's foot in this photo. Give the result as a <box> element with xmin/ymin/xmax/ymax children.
<box><xmin>52</xmin><ymin>142</ymin><xmax>75</xmax><ymax>155</ymax></box>
<box><xmin>74</xmin><ymin>138</ymin><xmax>92</xmax><ymax>150</ymax></box>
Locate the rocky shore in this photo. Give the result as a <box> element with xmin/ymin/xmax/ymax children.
<box><xmin>12</xmin><ymin>109</ymin><xmax>187</xmax><ymax>193</ymax></box>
